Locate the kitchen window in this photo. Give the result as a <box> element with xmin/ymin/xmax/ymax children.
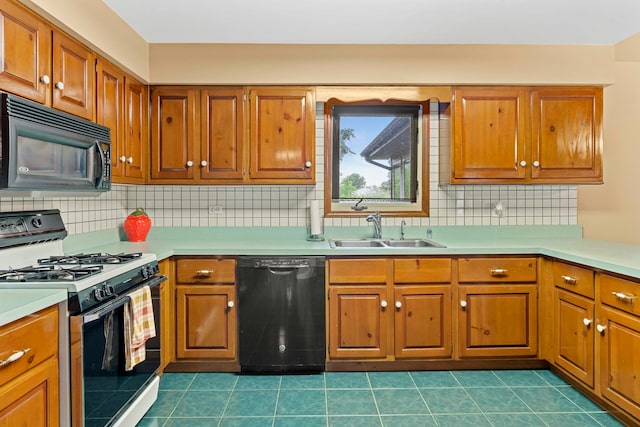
<box><xmin>324</xmin><ymin>99</ymin><xmax>430</xmax><ymax>217</ymax></box>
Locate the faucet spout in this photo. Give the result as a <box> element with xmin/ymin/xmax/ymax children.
<box><xmin>366</xmin><ymin>211</ymin><xmax>382</xmax><ymax>239</ymax></box>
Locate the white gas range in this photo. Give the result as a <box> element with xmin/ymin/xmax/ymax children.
<box><xmin>0</xmin><ymin>210</ymin><xmax>165</xmax><ymax>427</ymax></box>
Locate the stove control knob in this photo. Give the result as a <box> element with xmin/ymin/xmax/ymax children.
<box><xmin>104</xmin><ymin>284</ymin><xmax>115</xmax><ymax>296</ymax></box>
<box><xmin>31</xmin><ymin>218</ymin><xmax>43</xmax><ymax>228</ymax></box>
<box><xmin>94</xmin><ymin>288</ymin><xmax>105</xmax><ymax>301</ymax></box>
<box><xmin>142</xmin><ymin>266</ymin><xmax>151</xmax><ymax>279</ymax></box>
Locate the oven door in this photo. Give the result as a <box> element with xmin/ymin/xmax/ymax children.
<box><xmin>71</xmin><ymin>276</ymin><xmax>164</xmax><ymax>427</ymax></box>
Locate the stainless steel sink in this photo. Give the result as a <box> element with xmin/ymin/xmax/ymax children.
<box><xmin>329</xmin><ymin>239</ymin><xmax>445</xmax><ymax>248</ymax></box>
<box><xmin>383</xmin><ymin>239</ymin><xmax>446</xmax><ymax>248</ymax></box>
<box><xmin>329</xmin><ymin>239</ymin><xmax>386</xmax><ymax>248</ymax></box>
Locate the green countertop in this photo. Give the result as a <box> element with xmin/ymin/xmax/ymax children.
<box><xmin>0</xmin><ymin>289</ymin><xmax>67</xmax><ymax>327</ymax></box>
<box><xmin>62</xmin><ymin>225</ymin><xmax>640</xmax><ymax>280</ymax></box>
<box><xmin>6</xmin><ymin>225</ymin><xmax>639</xmax><ymax>321</ymax></box>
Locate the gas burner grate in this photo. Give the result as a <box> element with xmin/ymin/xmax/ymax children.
<box><xmin>38</xmin><ymin>252</ymin><xmax>143</xmax><ymax>265</ymax></box>
<box><xmin>0</xmin><ymin>265</ymin><xmax>103</xmax><ymax>282</ymax></box>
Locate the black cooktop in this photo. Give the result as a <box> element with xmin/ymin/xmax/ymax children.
<box><xmin>37</xmin><ymin>252</ymin><xmax>143</xmax><ymax>265</ymax></box>
<box><xmin>0</xmin><ymin>265</ymin><xmax>104</xmax><ymax>282</ymax></box>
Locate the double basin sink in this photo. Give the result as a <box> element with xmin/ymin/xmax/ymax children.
<box><xmin>329</xmin><ymin>239</ymin><xmax>446</xmax><ymax>249</ymax></box>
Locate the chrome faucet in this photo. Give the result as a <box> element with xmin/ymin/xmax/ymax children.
<box><xmin>400</xmin><ymin>220</ymin><xmax>406</xmax><ymax>240</ymax></box>
<box><xmin>366</xmin><ymin>211</ymin><xmax>382</xmax><ymax>239</ymax></box>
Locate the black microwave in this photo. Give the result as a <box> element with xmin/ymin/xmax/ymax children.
<box><xmin>0</xmin><ymin>93</ymin><xmax>111</xmax><ymax>194</ymax></box>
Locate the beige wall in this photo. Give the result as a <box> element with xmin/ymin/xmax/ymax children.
<box><xmin>19</xmin><ymin>0</ymin><xmax>149</xmax><ymax>81</ymax></box>
<box><xmin>149</xmin><ymin>44</ymin><xmax>614</xmax><ymax>85</ymax></box>
<box><xmin>578</xmin><ymin>33</ymin><xmax>640</xmax><ymax>245</ymax></box>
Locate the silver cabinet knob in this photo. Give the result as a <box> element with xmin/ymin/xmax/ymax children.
<box><xmin>186</xmin><ymin>160</ymin><xmax>194</xmax><ymax>167</ymax></box>
<box><xmin>583</xmin><ymin>318</ymin><xmax>592</xmax><ymax>327</ymax></box>
<box><xmin>55</xmin><ymin>81</ymin><xmax>64</xmax><ymax>90</ymax></box>
<box><xmin>533</xmin><ymin>160</ymin><xmax>540</xmax><ymax>167</ymax></box>
<box><xmin>395</xmin><ymin>301</ymin><xmax>402</xmax><ymax>309</ymax></box>
<box><xmin>40</xmin><ymin>75</ymin><xmax>50</xmax><ymax>84</ymax></box>
<box><xmin>596</xmin><ymin>324</ymin><xmax>606</xmax><ymax>333</ymax></box>
<box><xmin>304</xmin><ymin>161</ymin><xmax>312</xmax><ymax>168</ymax></box>
<box><xmin>519</xmin><ymin>160</ymin><xmax>527</xmax><ymax>167</ymax></box>
<box><xmin>227</xmin><ymin>301</ymin><xmax>235</xmax><ymax>308</ymax></box>
<box><xmin>127</xmin><ymin>157</ymin><xmax>133</xmax><ymax>164</ymax></box>
<box><xmin>201</xmin><ymin>160</ymin><xmax>208</xmax><ymax>167</ymax></box>
<box><xmin>119</xmin><ymin>156</ymin><xmax>126</xmax><ymax>162</ymax></box>
<box><xmin>380</xmin><ymin>300</ymin><xmax>388</xmax><ymax>308</ymax></box>
<box><xmin>460</xmin><ymin>300</ymin><xmax>467</xmax><ymax>308</ymax></box>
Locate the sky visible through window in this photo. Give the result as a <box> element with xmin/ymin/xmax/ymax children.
<box><xmin>339</xmin><ymin>116</ymin><xmax>394</xmax><ymax>189</ymax></box>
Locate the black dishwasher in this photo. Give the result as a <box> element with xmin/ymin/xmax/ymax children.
<box><xmin>238</xmin><ymin>256</ymin><xmax>326</xmax><ymax>373</ymax></box>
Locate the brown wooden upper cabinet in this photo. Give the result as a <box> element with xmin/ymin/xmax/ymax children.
<box><xmin>150</xmin><ymin>86</ymin><xmax>315</xmax><ymax>184</ymax></box>
<box><xmin>97</xmin><ymin>58</ymin><xmax>147</xmax><ymax>184</ymax></box>
<box><xmin>0</xmin><ymin>0</ymin><xmax>95</xmax><ymax>120</ymax></box>
<box><xmin>448</xmin><ymin>86</ymin><xmax>602</xmax><ymax>184</ymax></box>
<box><xmin>248</xmin><ymin>86</ymin><xmax>315</xmax><ymax>181</ymax></box>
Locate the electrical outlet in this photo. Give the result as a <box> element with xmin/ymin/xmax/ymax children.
<box><xmin>208</xmin><ymin>206</ymin><xmax>223</xmax><ymax>215</ymax></box>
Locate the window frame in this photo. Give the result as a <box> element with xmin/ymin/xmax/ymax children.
<box><xmin>324</xmin><ymin>98</ymin><xmax>430</xmax><ymax>218</ymax></box>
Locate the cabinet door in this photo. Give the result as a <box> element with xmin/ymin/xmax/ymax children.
<box><xmin>598</xmin><ymin>305</ymin><xmax>640</xmax><ymax>420</ymax></box>
<box><xmin>328</xmin><ymin>286</ymin><xmax>389</xmax><ymax>359</ymax></box>
<box><xmin>249</xmin><ymin>87</ymin><xmax>315</xmax><ymax>182</ymax></box>
<box><xmin>200</xmin><ymin>88</ymin><xmax>244</xmax><ymax>181</ymax></box>
<box><xmin>96</xmin><ymin>59</ymin><xmax>125</xmax><ymax>179</ymax></box>
<box><xmin>176</xmin><ymin>285</ymin><xmax>237</xmax><ymax>359</ymax></box>
<box><xmin>394</xmin><ymin>285</ymin><xmax>452</xmax><ymax>359</ymax></box>
<box><xmin>531</xmin><ymin>87</ymin><xmax>602</xmax><ymax>182</ymax></box>
<box><xmin>123</xmin><ymin>77</ymin><xmax>148</xmax><ymax>182</ymax></box>
<box><xmin>52</xmin><ymin>30</ymin><xmax>95</xmax><ymax>120</ymax></box>
<box><xmin>458</xmin><ymin>284</ymin><xmax>538</xmax><ymax>357</ymax></box>
<box><xmin>150</xmin><ymin>87</ymin><xmax>199</xmax><ymax>181</ymax></box>
<box><xmin>453</xmin><ymin>87</ymin><xmax>527</xmax><ymax>181</ymax></box>
<box><xmin>0</xmin><ymin>357</ymin><xmax>59</xmax><ymax>427</ymax></box>
<box><xmin>0</xmin><ymin>0</ymin><xmax>51</xmax><ymax>104</ymax></box>
<box><xmin>554</xmin><ymin>289</ymin><xmax>594</xmax><ymax>387</ymax></box>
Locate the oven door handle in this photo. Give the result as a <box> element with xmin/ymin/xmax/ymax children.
<box><xmin>82</xmin><ymin>275</ymin><xmax>166</xmax><ymax>324</ymax></box>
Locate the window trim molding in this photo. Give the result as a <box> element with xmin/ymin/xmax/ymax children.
<box><xmin>323</xmin><ymin>97</ymin><xmax>431</xmax><ymax>218</ymax></box>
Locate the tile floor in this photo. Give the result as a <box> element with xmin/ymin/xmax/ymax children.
<box><xmin>137</xmin><ymin>370</ymin><xmax>624</xmax><ymax>427</ymax></box>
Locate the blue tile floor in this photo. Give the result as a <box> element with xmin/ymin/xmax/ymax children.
<box><xmin>137</xmin><ymin>370</ymin><xmax>624</xmax><ymax>426</ymax></box>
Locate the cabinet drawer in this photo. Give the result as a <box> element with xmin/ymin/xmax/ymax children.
<box><xmin>0</xmin><ymin>305</ymin><xmax>58</xmax><ymax>387</ymax></box>
<box><xmin>176</xmin><ymin>258</ymin><xmax>236</xmax><ymax>284</ymax></box>
<box><xmin>329</xmin><ymin>259</ymin><xmax>387</xmax><ymax>284</ymax></box>
<box><xmin>600</xmin><ymin>274</ymin><xmax>640</xmax><ymax>316</ymax></box>
<box><xmin>553</xmin><ymin>261</ymin><xmax>594</xmax><ymax>299</ymax></box>
<box><xmin>458</xmin><ymin>257</ymin><xmax>537</xmax><ymax>283</ymax></box>
<box><xmin>394</xmin><ymin>258</ymin><xmax>451</xmax><ymax>283</ymax></box>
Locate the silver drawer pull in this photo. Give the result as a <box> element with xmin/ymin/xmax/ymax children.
<box><xmin>490</xmin><ymin>268</ymin><xmax>508</xmax><ymax>276</ymax></box>
<box><xmin>0</xmin><ymin>348</ymin><xmax>30</xmax><ymax>368</ymax></box>
<box><xmin>195</xmin><ymin>269</ymin><xmax>214</xmax><ymax>276</ymax></box>
<box><xmin>561</xmin><ymin>275</ymin><xmax>577</xmax><ymax>285</ymax></box>
<box><xmin>612</xmin><ymin>291</ymin><xmax>635</xmax><ymax>303</ymax></box>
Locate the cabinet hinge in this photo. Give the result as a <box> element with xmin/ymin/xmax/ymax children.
<box><xmin>327</xmin><ymin>290</ymin><xmax>330</xmax><ymax>299</ymax></box>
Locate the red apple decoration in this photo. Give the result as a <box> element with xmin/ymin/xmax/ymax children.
<box><xmin>123</xmin><ymin>207</ymin><xmax>151</xmax><ymax>242</ymax></box>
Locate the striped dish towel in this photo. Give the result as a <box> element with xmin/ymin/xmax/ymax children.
<box><xmin>124</xmin><ymin>285</ymin><xmax>156</xmax><ymax>371</ymax></box>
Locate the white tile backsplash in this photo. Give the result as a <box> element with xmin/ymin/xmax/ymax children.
<box><xmin>0</xmin><ymin>101</ymin><xmax>576</xmax><ymax>234</ymax></box>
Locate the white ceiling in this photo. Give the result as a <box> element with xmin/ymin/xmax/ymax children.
<box><xmin>102</xmin><ymin>0</ymin><xmax>640</xmax><ymax>45</ymax></box>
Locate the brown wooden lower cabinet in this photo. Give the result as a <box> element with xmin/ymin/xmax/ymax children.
<box><xmin>554</xmin><ymin>288</ymin><xmax>595</xmax><ymax>387</ymax></box>
<box><xmin>168</xmin><ymin>257</ymin><xmax>239</xmax><ymax>370</ymax></box>
<box><xmin>394</xmin><ymin>285</ymin><xmax>452</xmax><ymax>359</ymax></box>
<box><xmin>0</xmin><ymin>357</ymin><xmax>59</xmax><ymax>426</ymax></box>
<box><xmin>328</xmin><ymin>286</ymin><xmax>389</xmax><ymax>359</ymax></box>
<box><xmin>598</xmin><ymin>303</ymin><xmax>640</xmax><ymax>420</ymax></box>
<box><xmin>0</xmin><ymin>305</ymin><xmax>59</xmax><ymax>426</ymax></box>
<box><xmin>176</xmin><ymin>285</ymin><xmax>237</xmax><ymax>359</ymax></box>
<box><xmin>458</xmin><ymin>284</ymin><xmax>538</xmax><ymax>358</ymax></box>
